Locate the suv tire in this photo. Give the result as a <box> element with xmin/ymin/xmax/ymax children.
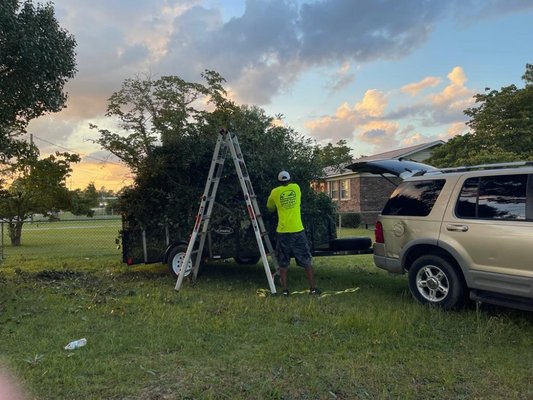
<box><xmin>408</xmin><ymin>254</ymin><xmax>466</xmax><ymax>310</ymax></box>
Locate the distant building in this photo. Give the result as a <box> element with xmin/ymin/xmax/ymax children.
<box><xmin>317</xmin><ymin>140</ymin><xmax>444</xmax><ymax>226</ymax></box>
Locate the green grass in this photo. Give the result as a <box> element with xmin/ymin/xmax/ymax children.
<box><xmin>1</xmin><ymin>253</ymin><xmax>532</xmax><ymax>400</ymax></box>
<box><xmin>1</xmin><ymin>219</ymin><xmax>122</xmax><ymax>259</ymax></box>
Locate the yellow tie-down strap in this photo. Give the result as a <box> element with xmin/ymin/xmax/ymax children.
<box><xmin>256</xmin><ymin>287</ymin><xmax>359</xmax><ymax>298</ymax></box>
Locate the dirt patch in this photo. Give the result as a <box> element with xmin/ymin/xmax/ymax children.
<box><xmin>35</xmin><ymin>269</ymin><xmax>87</xmax><ymax>281</ymax></box>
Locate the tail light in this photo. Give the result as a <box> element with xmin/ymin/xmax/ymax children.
<box><xmin>374</xmin><ymin>221</ymin><xmax>384</xmax><ymax>243</ymax></box>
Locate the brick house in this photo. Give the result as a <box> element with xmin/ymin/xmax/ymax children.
<box><xmin>318</xmin><ymin>140</ymin><xmax>444</xmax><ymax>226</ymax></box>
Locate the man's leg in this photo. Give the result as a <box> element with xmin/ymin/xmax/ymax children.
<box><xmin>304</xmin><ymin>265</ymin><xmax>316</xmax><ymax>289</ymax></box>
<box><xmin>276</xmin><ymin>233</ymin><xmax>290</xmax><ymax>294</ymax></box>
<box><xmin>279</xmin><ymin>267</ymin><xmax>288</xmax><ymax>290</ymax></box>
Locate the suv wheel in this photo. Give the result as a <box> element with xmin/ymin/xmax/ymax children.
<box><xmin>408</xmin><ymin>255</ymin><xmax>466</xmax><ymax>310</ymax></box>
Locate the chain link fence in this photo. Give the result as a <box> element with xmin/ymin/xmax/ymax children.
<box><xmin>0</xmin><ymin>213</ymin><xmax>373</xmax><ymax>263</ymax></box>
<box><xmin>0</xmin><ymin>217</ymin><xmax>122</xmax><ymax>261</ymax></box>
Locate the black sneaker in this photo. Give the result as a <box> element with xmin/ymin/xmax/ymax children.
<box><xmin>282</xmin><ymin>289</ymin><xmax>290</xmax><ymax>296</ymax></box>
<box><xmin>309</xmin><ymin>288</ymin><xmax>322</xmax><ymax>295</ymax></box>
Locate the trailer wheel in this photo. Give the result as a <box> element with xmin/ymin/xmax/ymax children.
<box><xmin>234</xmin><ymin>256</ymin><xmax>260</xmax><ymax>265</ymax></box>
<box><xmin>168</xmin><ymin>244</ymin><xmax>193</xmax><ymax>278</ymax></box>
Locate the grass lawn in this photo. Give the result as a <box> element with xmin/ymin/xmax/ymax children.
<box><xmin>1</xmin><ymin>247</ymin><xmax>532</xmax><ymax>399</ymax></box>
<box><xmin>1</xmin><ymin>219</ymin><xmax>122</xmax><ymax>259</ymax></box>
<box><xmin>0</xmin><ymin>221</ymin><xmax>533</xmax><ymax>400</ymax></box>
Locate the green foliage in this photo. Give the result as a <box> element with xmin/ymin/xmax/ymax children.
<box><xmin>96</xmin><ymin>72</ymin><xmax>344</xmax><ymax>240</ymax></box>
<box><xmin>314</xmin><ymin>139</ymin><xmax>353</xmax><ymax>173</ymax></box>
<box><xmin>337</xmin><ymin>212</ymin><xmax>361</xmax><ymax>228</ymax></box>
<box><xmin>82</xmin><ymin>182</ymin><xmax>99</xmax><ymax>208</ymax></box>
<box><xmin>0</xmin><ymin>152</ymin><xmax>89</xmax><ymax>245</ymax></box>
<box><xmin>89</xmin><ymin>70</ymin><xmax>229</xmax><ymax>174</ymax></box>
<box><xmin>428</xmin><ymin>63</ymin><xmax>533</xmax><ymax>167</ymax></box>
<box><xmin>0</xmin><ymin>0</ymin><xmax>77</xmax><ymax>132</ymax></box>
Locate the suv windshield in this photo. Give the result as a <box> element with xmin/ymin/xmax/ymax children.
<box><xmin>382</xmin><ymin>179</ymin><xmax>445</xmax><ymax>216</ymax></box>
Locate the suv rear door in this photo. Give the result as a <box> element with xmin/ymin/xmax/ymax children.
<box><xmin>440</xmin><ymin>171</ymin><xmax>533</xmax><ymax>296</ymax></box>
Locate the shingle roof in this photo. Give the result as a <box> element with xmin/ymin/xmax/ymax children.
<box><xmin>355</xmin><ymin>140</ymin><xmax>444</xmax><ymax>162</ymax></box>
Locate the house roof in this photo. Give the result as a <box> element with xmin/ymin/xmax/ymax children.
<box><xmin>323</xmin><ymin>140</ymin><xmax>444</xmax><ymax>178</ymax></box>
<box><xmin>354</xmin><ymin>140</ymin><xmax>444</xmax><ymax>162</ymax></box>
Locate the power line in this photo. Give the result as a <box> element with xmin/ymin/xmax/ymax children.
<box><xmin>31</xmin><ymin>135</ymin><xmax>123</xmax><ymax>166</ymax></box>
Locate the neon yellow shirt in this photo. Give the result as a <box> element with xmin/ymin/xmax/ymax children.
<box><xmin>266</xmin><ymin>182</ymin><xmax>304</xmax><ymax>233</ymax></box>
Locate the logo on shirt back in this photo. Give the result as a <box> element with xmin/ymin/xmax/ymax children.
<box><xmin>280</xmin><ymin>189</ymin><xmax>297</xmax><ymax>209</ymax></box>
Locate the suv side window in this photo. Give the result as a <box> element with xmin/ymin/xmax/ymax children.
<box><xmin>382</xmin><ymin>180</ymin><xmax>445</xmax><ymax>216</ymax></box>
<box><xmin>456</xmin><ymin>174</ymin><xmax>528</xmax><ymax>220</ymax></box>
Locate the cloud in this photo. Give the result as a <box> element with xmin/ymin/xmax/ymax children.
<box><xmin>401</xmin><ymin>76</ymin><xmax>442</xmax><ymax>96</ymax></box>
<box><xmin>304</xmin><ymin>88</ymin><xmax>387</xmax><ymax>142</ymax></box>
<box><xmin>357</xmin><ymin>120</ymin><xmax>401</xmax><ymax>148</ymax></box>
<box><xmin>23</xmin><ymin>0</ymin><xmax>530</xmax><ymax>188</ymax></box>
<box><xmin>46</xmin><ymin>0</ymin><xmax>525</xmax><ymax>116</ymax></box>
<box><xmin>453</xmin><ymin>0</ymin><xmax>533</xmax><ymax>21</ymax></box>
<box><xmin>69</xmin><ymin>160</ymin><xmax>133</xmax><ymax>191</ymax></box>
<box><xmin>354</xmin><ymin>89</ymin><xmax>388</xmax><ymax>118</ymax></box>
<box><xmin>327</xmin><ymin>63</ymin><xmax>356</xmax><ymax>93</ymax></box>
<box><xmin>428</xmin><ymin>66</ymin><xmax>475</xmax><ymax>124</ymax></box>
<box><xmin>52</xmin><ymin>0</ymin><xmax>461</xmax><ymax>110</ymax></box>
<box><xmin>439</xmin><ymin>121</ymin><xmax>469</xmax><ymax>140</ymax></box>
<box><xmin>298</xmin><ymin>0</ymin><xmax>448</xmax><ymax>64</ymax></box>
<box><xmin>304</xmin><ymin>66</ymin><xmax>476</xmax><ymax>154</ymax></box>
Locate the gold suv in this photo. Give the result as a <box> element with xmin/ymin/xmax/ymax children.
<box><xmin>352</xmin><ymin>160</ymin><xmax>533</xmax><ymax>311</ymax></box>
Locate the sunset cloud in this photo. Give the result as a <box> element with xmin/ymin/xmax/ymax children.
<box><xmin>21</xmin><ymin>0</ymin><xmax>532</xmax><ymax>189</ymax></box>
<box><xmin>304</xmin><ymin>65</ymin><xmax>476</xmax><ymax>154</ymax></box>
<box><xmin>401</xmin><ymin>76</ymin><xmax>442</xmax><ymax>96</ymax></box>
<box><xmin>354</xmin><ymin>90</ymin><xmax>388</xmax><ymax>118</ymax></box>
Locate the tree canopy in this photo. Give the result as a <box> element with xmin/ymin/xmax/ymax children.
<box><xmin>0</xmin><ymin>152</ymin><xmax>93</xmax><ymax>245</ymax></box>
<box><xmin>0</xmin><ymin>0</ymin><xmax>77</xmax><ymax>173</ymax></box>
<box><xmin>428</xmin><ymin>63</ymin><xmax>533</xmax><ymax>167</ymax></box>
<box><xmin>0</xmin><ymin>0</ymin><xmax>77</xmax><ymax>132</ymax></box>
<box><xmin>94</xmin><ymin>72</ymin><xmax>349</xmax><ymax>234</ymax></box>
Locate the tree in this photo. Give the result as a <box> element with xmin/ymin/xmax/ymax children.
<box><xmin>0</xmin><ymin>0</ymin><xmax>77</xmax><ymax>132</ymax></box>
<box><xmin>82</xmin><ymin>182</ymin><xmax>99</xmax><ymax>208</ymax></box>
<box><xmin>428</xmin><ymin>63</ymin><xmax>533</xmax><ymax>167</ymax></box>
<box><xmin>314</xmin><ymin>140</ymin><xmax>353</xmax><ymax>172</ymax></box>
<box><xmin>0</xmin><ymin>0</ymin><xmax>77</xmax><ymax>171</ymax></box>
<box><xmin>89</xmin><ymin>70</ymin><xmax>228</xmax><ymax>174</ymax></box>
<box><xmin>0</xmin><ymin>152</ymin><xmax>92</xmax><ymax>246</ymax></box>
<box><xmin>95</xmin><ymin>72</ymin><xmax>346</xmax><ymax>243</ymax></box>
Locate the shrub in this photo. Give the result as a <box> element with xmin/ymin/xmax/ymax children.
<box><xmin>336</xmin><ymin>213</ymin><xmax>361</xmax><ymax>228</ymax></box>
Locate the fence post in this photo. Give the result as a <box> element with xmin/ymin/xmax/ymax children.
<box><xmin>1</xmin><ymin>222</ymin><xmax>4</xmax><ymax>262</ymax></box>
<box><xmin>338</xmin><ymin>213</ymin><xmax>342</xmax><ymax>238</ymax></box>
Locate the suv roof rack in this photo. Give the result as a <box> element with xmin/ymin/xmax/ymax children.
<box><xmin>426</xmin><ymin>161</ymin><xmax>533</xmax><ymax>174</ymax></box>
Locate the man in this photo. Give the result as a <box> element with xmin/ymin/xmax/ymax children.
<box><xmin>267</xmin><ymin>170</ymin><xmax>320</xmax><ymax>296</ymax></box>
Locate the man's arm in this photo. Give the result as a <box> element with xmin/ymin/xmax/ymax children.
<box><xmin>266</xmin><ymin>190</ymin><xmax>276</xmax><ymax>212</ymax></box>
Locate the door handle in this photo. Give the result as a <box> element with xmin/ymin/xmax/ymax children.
<box><xmin>446</xmin><ymin>224</ymin><xmax>469</xmax><ymax>232</ymax></box>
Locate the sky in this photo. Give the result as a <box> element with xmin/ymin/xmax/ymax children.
<box><xmin>25</xmin><ymin>0</ymin><xmax>533</xmax><ymax>191</ymax></box>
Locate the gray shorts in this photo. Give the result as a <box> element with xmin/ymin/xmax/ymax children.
<box><xmin>275</xmin><ymin>230</ymin><xmax>312</xmax><ymax>269</ymax></box>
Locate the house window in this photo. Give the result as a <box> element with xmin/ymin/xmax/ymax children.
<box><xmin>329</xmin><ymin>181</ymin><xmax>339</xmax><ymax>200</ymax></box>
<box><xmin>340</xmin><ymin>179</ymin><xmax>350</xmax><ymax>200</ymax></box>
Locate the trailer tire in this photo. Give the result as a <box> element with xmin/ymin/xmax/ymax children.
<box><xmin>234</xmin><ymin>256</ymin><xmax>260</xmax><ymax>265</ymax></box>
<box><xmin>167</xmin><ymin>244</ymin><xmax>194</xmax><ymax>278</ymax></box>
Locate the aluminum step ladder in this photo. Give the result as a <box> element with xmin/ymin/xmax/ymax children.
<box><xmin>175</xmin><ymin>129</ymin><xmax>279</xmax><ymax>294</ymax></box>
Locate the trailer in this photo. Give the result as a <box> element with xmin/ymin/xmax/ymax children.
<box><xmin>121</xmin><ymin>210</ymin><xmax>373</xmax><ymax>278</ymax></box>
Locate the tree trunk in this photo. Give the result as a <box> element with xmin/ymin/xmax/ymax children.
<box><xmin>8</xmin><ymin>221</ymin><xmax>23</xmax><ymax>246</ymax></box>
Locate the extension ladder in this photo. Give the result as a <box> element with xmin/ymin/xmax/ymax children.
<box><xmin>174</xmin><ymin>129</ymin><xmax>279</xmax><ymax>294</ymax></box>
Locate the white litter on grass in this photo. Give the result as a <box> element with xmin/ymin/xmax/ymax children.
<box><xmin>64</xmin><ymin>338</ymin><xmax>87</xmax><ymax>350</ymax></box>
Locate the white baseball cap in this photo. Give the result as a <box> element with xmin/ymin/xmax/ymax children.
<box><xmin>277</xmin><ymin>170</ymin><xmax>291</xmax><ymax>182</ymax></box>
